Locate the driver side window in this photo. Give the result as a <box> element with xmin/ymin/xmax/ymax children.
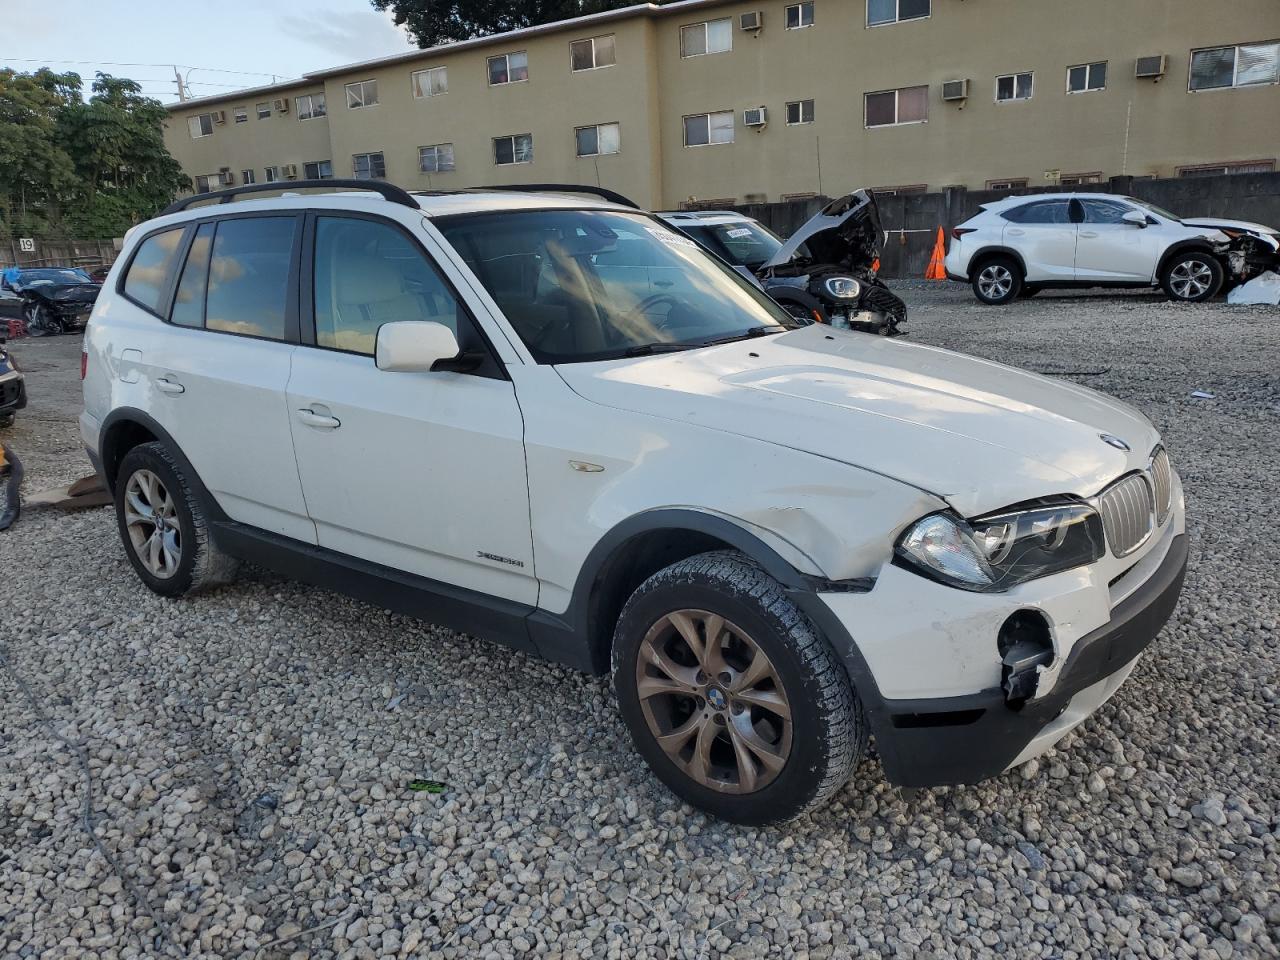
<box><xmin>312</xmin><ymin>216</ymin><xmax>462</xmax><ymax>355</ymax></box>
<box><xmin>1080</xmin><ymin>199</ymin><xmax>1133</xmax><ymax>224</ymax></box>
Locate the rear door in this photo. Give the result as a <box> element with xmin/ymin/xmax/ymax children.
<box><xmin>1001</xmin><ymin>199</ymin><xmax>1077</xmax><ymax>281</ymax></box>
<box><xmin>1073</xmin><ymin>198</ymin><xmax>1164</xmax><ymax>282</ymax></box>
<box><xmin>116</xmin><ymin>215</ymin><xmax>315</xmax><ymax>542</ymax></box>
<box><xmin>285</xmin><ymin>211</ymin><xmax>536</xmax><ymax>604</ymax></box>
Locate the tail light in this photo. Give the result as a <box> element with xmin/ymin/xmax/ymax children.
<box><xmin>80</xmin><ymin>348</ymin><xmax>88</xmax><ymax>381</ymax></box>
<box><xmin>951</xmin><ymin>227</ymin><xmax>977</xmax><ymax>241</ymax></box>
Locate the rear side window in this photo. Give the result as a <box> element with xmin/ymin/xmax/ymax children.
<box><xmin>205</xmin><ymin>217</ymin><xmax>297</xmax><ymax>340</ymax></box>
<box><xmin>170</xmin><ymin>223</ymin><xmax>215</xmax><ymax>328</ymax></box>
<box><xmin>1003</xmin><ymin>200</ymin><xmax>1072</xmax><ymax>224</ymax></box>
<box><xmin>123</xmin><ymin>228</ymin><xmax>186</xmax><ymax>314</ymax></box>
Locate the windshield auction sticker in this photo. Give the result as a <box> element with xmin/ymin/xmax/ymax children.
<box><xmin>646</xmin><ymin>227</ymin><xmax>698</xmax><ymax>248</ymax></box>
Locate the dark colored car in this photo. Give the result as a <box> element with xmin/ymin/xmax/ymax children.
<box><xmin>2</xmin><ymin>267</ymin><xmax>101</xmax><ymax>336</ymax></box>
<box><xmin>659</xmin><ymin>190</ymin><xmax>908</xmax><ymax>335</ymax></box>
<box><xmin>0</xmin><ymin>339</ymin><xmax>26</xmax><ymax>427</ymax></box>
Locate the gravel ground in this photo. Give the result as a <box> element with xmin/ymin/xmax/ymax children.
<box><xmin>1</xmin><ymin>287</ymin><xmax>1278</xmax><ymax>959</ymax></box>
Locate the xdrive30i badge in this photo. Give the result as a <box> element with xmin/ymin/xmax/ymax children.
<box><xmin>1100</xmin><ymin>434</ymin><xmax>1130</xmax><ymax>451</ymax></box>
<box><xmin>477</xmin><ymin>551</ymin><xmax>525</xmax><ymax>568</ymax></box>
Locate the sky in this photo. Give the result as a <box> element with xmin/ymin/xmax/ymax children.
<box><xmin>0</xmin><ymin>0</ymin><xmax>417</xmax><ymax>102</ymax></box>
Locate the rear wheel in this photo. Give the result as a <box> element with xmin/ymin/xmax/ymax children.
<box><xmin>1161</xmin><ymin>252</ymin><xmax>1223</xmax><ymax>302</ymax></box>
<box><xmin>612</xmin><ymin>551</ymin><xmax>866</xmax><ymax>824</ymax></box>
<box><xmin>972</xmin><ymin>256</ymin><xmax>1023</xmax><ymax>305</ymax></box>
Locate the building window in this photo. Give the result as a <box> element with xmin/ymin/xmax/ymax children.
<box><xmin>194</xmin><ymin>174</ymin><xmax>223</xmax><ymax>194</ymax></box>
<box><xmin>786</xmin><ymin>2</ymin><xmax>815</xmax><ymax>29</ymax></box>
<box><xmin>488</xmin><ymin>52</ymin><xmax>529</xmax><ymax>85</ymax></box>
<box><xmin>352</xmin><ymin>152</ymin><xmax>386</xmax><ymax>179</ymax></box>
<box><xmin>1067</xmin><ymin>62</ymin><xmax>1107</xmax><ymax>93</ymax></box>
<box><xmin>1189</xmin><ymin>41</ymin><xmax>1279</xmax><ymax>91</ymax></box>
<box><xmin>1177</xmin><ymin>159</ymin><xmax>1276</xmax><ymax>177</ymax></box>
<box><xmin>986</xmin><ymin>178</ymin><xmax>1028</xmax><ymax>191</ymax></box>
<box><xmin>683</xmin><ymin>111</ymin><xmax>734</xmax><ymax>146</ymax></box>
<box><xmin>493</xmin><ymin>134</ymin><xmax>533</xmax><ymax>165</ymax></box>
<box><xmin>187</xmin><ymin>114</ymin><xmax>215</xmax><ymax>139</ymax></box>
<box><xmin>303</xmin><ymin>160</ymin><xmax>333</xmax><ymax>179</ymax></box>
<box><xmin>419</xmin><ymin>143</ymin><xmax>456</xmax><ymax>173</ymax></box>
<box><xmin>241</xmin><ymin>168</ymin><xmax>256</xmax><ymax>185</ymax></box>
<box><xmin>233</xmin><ymin>106</ymin><xmax>248</xmax><ymax>123</ymax></box>
<box><xmin>867</xmin><ymin>0</ymin><xmax>929</xmax><ymax>27</ymax></box>
<box><xmin>864</xmin><ymin>85</ymin><xmax>928</xmax><ymax>126</ymax></box>
<box><xmin>411</xmin><ymin>66</ymin><xmax>448</xmax><ymax>98</ymax></box>
<box><xmin>264</xmin><ymin>166</ymin><xmax>282</xmax><ymax>183</ymax></box>
<box><xmin>785</xmin><ymin>99</ymin><xmax>815</xmax><ymax>124</ymax></box>
<box><xmin>345</xmin><ymin>79</ymin><xmax>379</xmax><ymax>109</ymax></box>
<box><xmin>1059</xmin><ymin>172</ymin><xmax>1102</xmax><ymax>186</ymax></box>
<box><xmin>571</xmin><ymin>35</ymin><xmax>616</xmax><ymax>71</ymax></box>
<box><xmin>256</xmin><ymin>102</ymin><xmax>272</xmax><ymax>120</ymax></box>
<box><xmin>296</xmin><ymin>93</ymin><xmax>326</xmax><ymax>120</ymax></box>
<box><xmin>575</xmin><ymin>122</ymin><xmax>620</xmax><ymax>157</ymax></box>
<box><xmin>996</xmin><ymin>72</ymin><xmax>1034</xmax><ymax>101</ymax></box>
<box><xmin>680</xmin><ymin>18</ymin><xmax>732</xmax><ymax>57</ymax></box>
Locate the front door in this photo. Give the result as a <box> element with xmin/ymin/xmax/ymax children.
<box><xmin>1072</xmin><ymin>198</ymin><xmax>1163</xmax><ymax>282</ymax></box>
<box><xmin>285</xmin><ymin>212</ymin><xmax>537</xmax><ymax>604</ymax></box>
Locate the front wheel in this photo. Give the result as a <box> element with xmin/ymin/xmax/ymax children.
<box><xmin>1161</xmin><ymin>252</ymin><xmax>1223</xmax><ymax>302</ymax></box>
<box><xmin>612</xmin><ymin>551</ymin><xmax>866</xmax><ymax>824</ymax></box>
<box><xmin>972</xmin><ymin>257</ymin><xmax>1023</xmax><ymax>305</ymax></box>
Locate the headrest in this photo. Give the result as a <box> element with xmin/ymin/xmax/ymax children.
<box><xmin>335</xmin><ymin>255</ymin><xmax>407</xmax><ymax>305</ymax></box>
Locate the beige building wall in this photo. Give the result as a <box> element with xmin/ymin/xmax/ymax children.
<box><xmin>162</xmin><ymin>0</ymin><xmax>1280</xmax><ymax>209</ymax></box>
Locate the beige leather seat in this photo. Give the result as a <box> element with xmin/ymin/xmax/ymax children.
<box><xmin>323</xmin><ymin>255</ymin><xmax>438</xmax><ymax>353</ymax></box>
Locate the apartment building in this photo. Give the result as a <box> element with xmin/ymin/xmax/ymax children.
<box><xmin>164</xmin><ymin>0</ymin><xmax>1280</xmax><ymax>210</ymax></box>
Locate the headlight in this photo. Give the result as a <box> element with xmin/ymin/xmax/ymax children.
<box><xmin>823</xmin><ymin>277</ymin><xmax>861</xmax><ymax>300</ymax></box>
<box><xmin>896</xmin><ymin>501</ymin><xmax>1104</xmax><ymax>592</ymax></box>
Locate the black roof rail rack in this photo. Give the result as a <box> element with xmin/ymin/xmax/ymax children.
<box><xmin>474</xmin><ymin>183</ymin><xmax>640</xmax><ymax>210</ymax></box>
<box><xmin>159</xmin><ymin>179</ymin><xmax>419</xmax><ymax>216</ymax></box>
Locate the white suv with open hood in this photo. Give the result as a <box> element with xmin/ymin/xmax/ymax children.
<box><xmin>82</xmin><ymin>181</ymin><xmax>1187</xmax><ymax>824</ymax></box>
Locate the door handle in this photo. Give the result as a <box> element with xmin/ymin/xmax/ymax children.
<box><xmin>296</xmin><ymin>407</ymin><xmax>341</xmax><ymax>429</ymax></box>
<box><xmin>653</xmin><ymin>279</ymin><xmax>675</xmax><ymax>288</ymax></box>
<box><xmin>155</xmin><ymin>376</ymin><xmax>185</xmax><ymax>395</ymax></box>
<box><xmin>1007</xmin><ymin>228</ymin><xmax>1025</xmax><ymax>236</ymax></box>
<box><xmin>1079</xmin><ymin>231</ymin><xmax>1099</xmax><ymax>238</ymax></box>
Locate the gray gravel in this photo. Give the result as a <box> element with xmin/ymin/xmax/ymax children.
<box><xmin>2</xmin><ymin>287</ymin><xmax>1278</xmax><ymax>959</ymax></box>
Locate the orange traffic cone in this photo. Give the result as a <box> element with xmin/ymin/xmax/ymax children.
<box><xmin>925</xmin><ymin>226</ymin><xmax>947</xmax><ymax>280</ymax></box>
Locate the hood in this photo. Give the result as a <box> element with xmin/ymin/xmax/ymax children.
<box><xmin>1181</xmin><ymin>217</ymin><xmax>1278</xmax><ymax>236</ymax></box>
<box><xmin>555</xmin><ymin>325</ymin><xmax>1159</xmax><ymax>516</ymax></box>
<box><xmin>30</xmin><ymin>283</ymin><xmax>100</xmax><ymax>303</ymax></box>
<box><xmin>761</xmin><ymin>190</ymin><xmax>884</xmax><ymax>270</ymax></box>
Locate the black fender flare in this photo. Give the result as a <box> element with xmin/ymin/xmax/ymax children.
<box><xmin>967</xmin><ymin>245</ymin><xmax>1028</xmax><ymax>279</ymax></box>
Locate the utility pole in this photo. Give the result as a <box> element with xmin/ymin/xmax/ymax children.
<box><xmin>173</xmin><ymin>65</ymin><xmax>188</xmax><ymax>101</ymax></box>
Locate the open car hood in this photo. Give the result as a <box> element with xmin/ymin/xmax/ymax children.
<box><xmin>761</xmin><ymin>190</ymin><xmax>884</xmax><ymax>270</ymax></box>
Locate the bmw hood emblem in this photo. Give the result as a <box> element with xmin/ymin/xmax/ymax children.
<box><xmin>1099</xmin><ymin>434</ymin><xmax>1130</xmax><ymax>451</ymax></box>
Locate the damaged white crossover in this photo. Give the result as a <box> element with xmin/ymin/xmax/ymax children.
<box><xmin>82</xmin><ymin>181</ymin><xmax>1187</xmax><ymax>825</ymax></box>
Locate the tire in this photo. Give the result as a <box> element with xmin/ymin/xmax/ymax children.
<box><xmin>971</xmin><ymin>256</ymin><xmax>1023</xmax><ymax>305</ymax></box>
<box><xmin>1161</xmin><ymin>251</ymin><xmax>1223</xmax><ymax>303</ymax></box>
<box><xmin>114</xmin><ymin>442</ymin><xmax>239</xmax><ymax>597</ymax></box>
<box><xmin>612</xmin><ymin>550</ymin><xmax>866</xmax><ymax>824</ymax></box>
<box><xmin>25</xmin><ymin>304</ymin><xmax>48</xmax><ymax>337</ymax></box>
<box><xmin>0</xmin><ymin>413</ymin><xmax>13</xmax><ymax>429</ymax></box>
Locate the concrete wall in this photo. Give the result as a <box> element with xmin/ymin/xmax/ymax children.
<box><xmin>161</xmin><ymin>0</ymin><xmax>1280</xmax><ymax>206</ymax></box>
<box><xmin>737</xmin><ymin>172</ymin><xmax>1280</xmax><ymax>278</ymax></box>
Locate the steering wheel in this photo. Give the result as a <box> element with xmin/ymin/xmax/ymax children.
<box><xmin>621</xmin><ymin>293</ymin><xmax>681</xmax><ymax>328</ymax></box>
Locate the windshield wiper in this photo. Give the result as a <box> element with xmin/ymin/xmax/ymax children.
<box><xmin>622</xmin><ymin>341</ymin><xmax>700</xmax><ymax>357</ymax></box>
<box><xmin>700</xmin><ymin>325</ymin><xmax>787</xmax><ymax>346</ymax></box>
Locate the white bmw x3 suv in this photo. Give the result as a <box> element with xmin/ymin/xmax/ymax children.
<box><xmin>82</xmin><ymin>181</ymin><xmax>1187</xmax><ymax>824</ymax></box>
<box><xmin>945</xmin><ymin>192</ymin><xmax>1280</xmax><ymax>305</ymax></box>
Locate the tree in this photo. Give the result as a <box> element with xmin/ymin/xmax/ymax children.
<box><xmin>0</xmin><ymin>69</ymin><xmax>80</xmax><ymax>237</ymax></box>
<box><xmin>371</xmin><ymin>0</ymin><xmax>650</xmax><ymax>48</ymax></box>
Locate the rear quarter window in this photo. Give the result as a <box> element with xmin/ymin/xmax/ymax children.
<box><xmin>122</xmin><ymin>227</ymin><xmax>187</xmax><ymax>314</ymax></box>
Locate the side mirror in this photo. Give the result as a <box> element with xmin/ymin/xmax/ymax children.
<box><xmin>375</xmin><ymin>321</ymin><xmax>463</xmax><ymax>373</ymax></box>
<box><xmin>1121</xmin><ymin>210</ymin><xmax>1148</xmax><ymax>228</ymax></box>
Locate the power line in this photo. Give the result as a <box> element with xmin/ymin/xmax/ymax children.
<box><xmin>0</xmin><ymin>56</ymin><xmax>280</xmax><ymax>79</ymax></box>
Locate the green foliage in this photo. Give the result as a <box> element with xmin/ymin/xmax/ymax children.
<box><xmin>0</xmin><ymin>70</ymin><xmax>189</xmax><ymax>241</ymax></box>
<box><xmin>371</xmin><ymin>0</ymin><xmax>650</xmax><ymax>48</ymax></box>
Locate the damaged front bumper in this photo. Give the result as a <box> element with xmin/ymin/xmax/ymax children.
<box><xmin>1221</xmin><ymin>233</ymin><xmax>1280</xmax><ymax>283</ymax></box>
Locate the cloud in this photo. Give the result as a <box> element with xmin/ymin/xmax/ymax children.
<box><xmin>278</xmin><ymin>9</ymin><xmax>413</xmax><ymax>65</ymax></box>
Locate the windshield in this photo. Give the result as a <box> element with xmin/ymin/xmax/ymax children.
<box><xmin>678</xmin><ymin>220</ymin><xmax>785</xmax><ymax>270</ymax></box>
<box><xmin>1126</xmin><ymin>197</ymin><xmax>1182</xmax><ymax>221</ymax></box>
<box><xmin>16</xmin><ymin>268</ymin><xmax>92</xmax><ymax>284</ymax></box>
<box><xmin>438</xmin><ymin>209</ymin><xmax>790</xmax><ymax>363</ymax></box>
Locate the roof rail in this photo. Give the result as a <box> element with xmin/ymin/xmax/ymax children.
<box><xmin>160</xmin><ymin>179</ymin><xmax>419</xmax><ymax>216</ymax></box>
<box><xmin>475</xmin><ymin>183</ymin><xmax>640</xmax><ymax>210</ymax></box>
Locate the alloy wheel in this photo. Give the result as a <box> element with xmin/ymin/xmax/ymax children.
<box><xmin>635</xmin><ymin>609</ymin><xmax>792</xmax><ymax>794</ymax></box>
<box><xmin>977</xmin><ymin>264</ymin><xmax>1013</xmax><ymax>300</ymax></box>
<box><xmin>123</xmin><ymin>469</ymin><xmax>182</xmax><ymax>578</ymax></box>
<box><xmin>1169</xmin><ymin>259</ymin><xmax>1213</xmax><ymax>299</ymax></box>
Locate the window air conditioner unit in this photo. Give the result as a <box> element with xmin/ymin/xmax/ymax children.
<box><xmin>743</xmin><ymin>106</ymin><xmax>768</xmax><ymax>127</ymax></box>
<box><xmin>219</xmin><ymin>168</ymin><xmax>235</xmax><ymax>185</ymax></box>
<box><xmin>1135</xmin><ymin>55</ymin><xmax>1167</xmax><ymax>79</ymax></box>
<box><xmin>273</xmin><ymin>98</ymin><xmax>290</xmax><ymax>113</ymax></box>
<box><xmin>283</xmin><ymin>163</ymin><xmax>298</xmax><ymax>179</ymax></box>
<box><xmin>942</xmin><ymin>79</ymin><xmax>969</xmax><ymax>101</ymax></box>
<box><xmin>211</xmin><ymin>110</ymin><xmax>226</xmax><ymax>124</ymax></box>
<box><xmin>739</xmin><ymin>11</ymin><xmax>762</xmax><ymax>31</ymax></box>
